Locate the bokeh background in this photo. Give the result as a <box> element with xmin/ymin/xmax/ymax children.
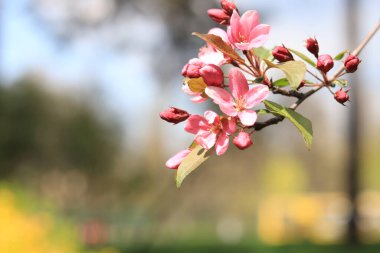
<box><xmin>0</xmin><ymin>0</ymin><xmax>380</xmax><ymax>252</ymax></box>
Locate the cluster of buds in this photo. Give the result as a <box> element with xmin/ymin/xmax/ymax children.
<box><xmin>160</xmin><ymin>0</ymin><xmax>364</xmax><ymax>185</ymax></box>
<box><xmin>208</xmin><ymin>0</ymin><xmax>237</xmax><ymax>25</ymax></box>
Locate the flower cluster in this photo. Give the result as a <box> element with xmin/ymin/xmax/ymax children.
<box><xmin>160</xmin><ymin>0</ymin><xmax>362</xmax><ymax>184</ymax></box>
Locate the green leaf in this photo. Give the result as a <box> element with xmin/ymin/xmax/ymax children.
<box><xmin>253</xmin><ymin>77</ymin><xmax>264</xmax><ymax>83</ymax></box>
<box><xmin>257</xmin><ymin>109</ymin><xmax>270</xmax><ymax>115</ymax></box>
<box><xmin>264</xmin><ymin>60</ymin><xmax>307</xmax><ymax>89</ymax></box>
<box><xmin>332</xmin><ymin>79</ymin><xmax>348</xmax><ymax>88</ymax></box>
<box><xmin>334</xmin><ymin>50</ymin><xmax>349</xmax><ymax>61</ymax></box>
<box><xmin>176</xmin><ymin>145</ymin><xmax>212</xmax><ymax>188</ymax></box>
<box><xmin>192</xmin><ymin>32</ymin><xmax>245</xmax><ymax>64</ymax></box>
<box><xmin>264</xmin><ymin>100</ymin><xmax>313</xmax><ymax>150</ymax></box>
<box><xmin>288</xmin><ymin>48</ymin><xmax>316</xmax><ymax>67</ymax></box>
<box><xmin>272</xmin><ymin>78</ymin><xmax>289</xmax><ymax>87</ymax></box>
<box><xmin>253</xmin><ymin>47</ymin><xmax>273</xmax><ymax>61</ymax></box>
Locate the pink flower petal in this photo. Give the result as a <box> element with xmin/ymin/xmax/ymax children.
<box><xmin>238</xmin><ymin>110</ymin><xmax>258</xmax><ymax>126</ymax></box>
<box><xmin>205</xmin><ymin>87</ymin><xmax>237</xmax><ymax>117</ymax></box>
<box><xmin>196</xmin><ymin>131</ymin><xmax>217</xmax><ymax>150</ymax></box>
<box><xmin>228</xmin><ymin>10</ymin><xmax>242</xmax><ymax>45</ymax></box>
<box><xmin>208</xmin><ymin>28</ymin><xmax>230</xmax><ymax>44</ymax></box>
<box><xmin>248</xmin><ymin>24</ymin><xmax>271</xmax><ymax>48</ymax></box>
<box><xmin>215</xmin><ymin>132</ymin><xmax>229</xmax><ymax>155</ymax></box>
<box><xmin>244</xmin><ymin>85</ymin><xmax>270</xmax><ymax>108</ymax></box>
<box><xmin>184</xmin><ymin>115</ymin><xmax>209</xmax><ymax>134</ymax></box>
<box><xmin>221</xmin><ymin>117</ymin><xmax>236</xmax><ymax>135</ymax></box>
<box><xmin>165</xmin><ymin>149</ymin><xmax>191</xmax><ymax>169</ymax></box>
<box><xmin>190</xmin><ymin>95</ymin><xmax>207</xmax><ymax>103</ymax></box>
<box><xmin>204</xmin><ymin>110</ymin><xmax>219</xmax><ymax>124</ymax></box>
<box><xmin>240</xmin><ymin>10</ymin><xmax>260</xmax><ymax>33</ymax></box>
<box><xmin>229</xmin><ymin>68</ymin><xmax>249</xmax><ymax>100</ymax></box>
<box><xmin>233</xmin><ymin>132</ymin><xmax>253</xmax><ymax>150</ymax></box>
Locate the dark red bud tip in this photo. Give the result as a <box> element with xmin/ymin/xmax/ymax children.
<box><xmin>317</xmin><ymin>54</ymin><xmax>334</xmax><ymax>73</ymax></box>
<box><xmin>344</xmin><ymin>54</ymin><xmax>361</xmax><ymax>73</ymax></box>
<box><xmin>207</xmin><ymin>9</ymin><xmax>231</xmax><ymax>25</ymax></box>
<box><xmin>272</xmin><ymin>45</ymin><xmax>294</xmax><ymax>62</ymax></box>
<box><xmin>220</xmin><ymin>0</ymin><xmax>237</xmax><ymax>15</ymax></box>
<box><xmin>160</xmin><ymin>107</ymin><xmax>190</xmax><ymax>124</ymax></box>
<box><xmin>305</xmin><ymin>37</ymin><xmax>319</xmax><ymax>58</ymax></box>
<box><xmin>334</xmin><ymin>88</ymin><xmax>350</xmax><ymax>105</ymax></box>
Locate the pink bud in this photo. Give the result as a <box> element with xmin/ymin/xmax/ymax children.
<box><xmin>334</xmin><ymin>88</ymin><xmax>350</xmax><ymax>105</ymax></box>
<box><xmin>166</xmin><ymin>149</ymin><xmax>191</xmax><ymax>169</ymax></box>
<box><xmin>220</xmin><ymin>0</ymin><xmax>237</xmax><ymax>15</ymax></box>
<box><xmin>317</xmin><ymin>54</ymin><xmax>334</xmax><ymax>73</ymax></box>
<box><xmin>200</xmin><ymin>64</ymin><xmax>224</xmax><ymax>87</ymax></box>
<box><xmin>182</xmin><ymin>58</ymin><xmax>204</xmax><ymax>78</ymax></box>
<box><xmin>344</xmin><ymin>55</ymin><xmax>361</xmax><ymax>73</ymax></box>
<box><xmin>305</xmin><ymin>37</ymin><xmax>319</xmax><ymax>58</ymax></box>
<box><xmin>207</xmin><ymin>9</ymin><xmax>231</xmax><ymax>25</ymax></box>
<box><xmin>233</xmin><ymin>132</ymin><xmax>253</xmax><ymax>150</ymax></box>
<box><xmin>160</xmin><ymin>107</ymin><xmax>190</xmax><ymax>124</ymax></box>
<box><xmin>272</xmin><ymin>45</ymin><xmax>294</xmax><ymax>62</ymax></box>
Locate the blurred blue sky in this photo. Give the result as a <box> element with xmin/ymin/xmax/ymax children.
<box><xmin>1</xmin><ymin>0</ymin><xmax>379</xmax><ymax>151</ymax></box>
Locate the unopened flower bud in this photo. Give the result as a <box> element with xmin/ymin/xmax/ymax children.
<box><xmin>317</xmin><ymin>54</ymin><xmax>334</xmax><ymax>73</ymax></box>
<box><xmin>334</xmin><ymin>88</ymin><xmax>350</xmax><ymax>105</ymax></box>
<box><xmin>200</xmin><ymin>64</ymin><xmax>224</xmax><ymax>87</ymax></box>
<box><xmin>166</xmin><ymin>149</ymin><xmax>191</xmax><ymax>169</ymax></box>
<box><xmin>272</xmin><ymin>45</ymin><xmax>294</xmax><ymax>62</ymax></box>
<box><xmin>305</xmin><ymin>37</ymin><xmax>319</xmax><ymax>58</ymax></box>
<box><xmin>207</xmin><ymin>9</ymin><xmax>231</xmax><ymax>25</ymax></box>
<box><xmin>160</xmin><ymin>107</ymin><xmax>190</xmax><ymax>124</ymax></box>
<box><xmin>233</xmin><ymin>132</ymin><xmax>253</xmax><ymax>150</ymax></box>
<box><xmin>182</xmin><ymin>58</ymin><xmax>204</xmax><ymax>78</ymax></box>
<box><xmin>220</xmin><ymin>0</ymin><xmax>237</xmax><ymax>15</ymax></box>
<box><xmin>344</xmin><ymin>55</ymin><xmax>361</xmax><ymax>73</ymax></box>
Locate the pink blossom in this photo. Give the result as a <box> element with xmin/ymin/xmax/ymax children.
<box><xmin>233</xmin><ymin>131</ymin><xmax>253</xmax><ymax>150</ymax></box>
<box><xmin>199</xmin><ymin>28</ymin><xmax>230</xmax><ymax>66</ymax></box>
<box><xmin>185</xmin><ymin>111</ymin><xmax>236</xmax><ymax>155</ymax></box>
<box><xmin>182</xmin><ymin>84</ymin><xmax>207</xmax><ymax>103</ymax></box>
<box><xmin>166</xmin><ymin>149</ymin><xmax>191</xmax><ymax>169</ymax></box>
<box><xmin>160</xmin><ymin>107</ymin><xmax>190</xmax><ymax>124</ymax></box>
<box><xmin>205</xmin><ymin>68</ymin><xmax>270</xmax><ymax>126</ymax></box>
<box><xmin>227</xmin><ymin>10</ymin><xmax>270</xmax><ymax>50</ymax></box>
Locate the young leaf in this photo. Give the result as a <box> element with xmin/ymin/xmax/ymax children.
<box><xmin>264</xmin><ymin>60</ymin><xmax>306</xmax><ymax>89</ymax></box>
<box><xmin>334</xmin><ymin>50</ymin><xmax>349</xmax><ymax>61</ymax></box>
<box><xmin>176</xmin><ymin>144</ymin><xmax>212</xmax><ymax>188</ymax></box>
<box><xmin>257</xmin><ymin>109</ymin><xmax>270</xmax><ymax>115</ymax></box>
<box><xmin>264</xmin><ymin>100</ymin><xmax>313</xmax><ymax>150</ymax></box>
<box><xmin>253</xmin><ymin>47</ymin><xmax>273</xmax><ymax>61</ymax></box>
<box><xmin>272</xmin><ymin>78</ymin><xmax>290</xmax><ymax>87</ymax></box>
<box><xmin>186</xmin><ymin>77</ymin><xmax>207</xmax><ymax>93</ymax></box>
<box><xmin>332</xmin><ymin>79</ymin><xmax>348</xmax><ymax>87</ymax></box>
<box><xmin>192</xmin><ymin>33</ymin><xmax>245</xmax><ymax>64</ymax></box>
<box><xmin>288</xmin><ymin>48</ymin><xmax>316</xmax><ymax>67</ymax></box>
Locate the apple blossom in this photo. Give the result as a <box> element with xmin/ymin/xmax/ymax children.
<box><xmin>184</xmin><ymin>111</ymin><xmax>236</xmax><ymax>155</ymax></box>
<box><xmin>227</xmin><ymin>10</ymin><xmax>271</xmax><ymax>50</ymax></box>
<box><xmin>205</xmin><ymin>68</ymin><xmax>270</xmax><ymax>126</ymax></box>
<box><xmin>233</xmin><ymin>131</ymin><xmax>253</xmax><ymax>150</ymax></box>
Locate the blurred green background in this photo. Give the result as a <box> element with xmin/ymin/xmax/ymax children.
<box><xmin>0</xmin><ymin>0</ymin><xmax>380</xmax><ymax>252</ymax></box>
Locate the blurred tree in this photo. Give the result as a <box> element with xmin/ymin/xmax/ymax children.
<box><xmin>0</xmin><ymin>77</ymin><xmax>122</xmax><ymax>179</ymax></box>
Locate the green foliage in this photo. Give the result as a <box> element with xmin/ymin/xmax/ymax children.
<box><xmin>264</xmin><ymin>60</ymin><xmax>306</xmax><ymax>89</ymax></box>
<box><xmin>272</xmin><ymin>78</ymin><xmax>290</xmax><ymax>87</ymax></box>
<box><xmin>264</xmin><ymin>100</ymin><xmax>313</xmax><ymax>150</ymax></box>
<box><xmin>334</xmin><ymin>50</ymin><xmax>349</xmax><ymax>61</ymax></box>
<box><xmin>253</xmin><ymin>47</ymin><xmax>274</xmax><ymax>61</ymax></box>
<box><xmin>176</xmin><ymin>145</ymin><xmax>212</xmax><ymax>188</ymax></box>
<box><xmin>288</xmin><ymin>48</ymin><xmax>317</xmax><ymax>67</ymax></box>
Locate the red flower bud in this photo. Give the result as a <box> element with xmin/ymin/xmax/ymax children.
<box><xmin>233</xmin><ymin>132</ymin><xmax>253</xmax><ymax>150</ymax></box>
<box><xmin>317</xmin><ymin>54</ymin><xmax>334</xmax><ymax>73</ymax></box>
<box><xmin>272</xmin><ymin>45</ymin><xmax>294</xmax><ymax>62</ymax></box>
<box><xmin>182</xmin><ymin>58</ymin><xmax>204</xmax><ymax>78</ymax></box>
<box><xmin>334</xmin><ymin>88</ymin><xmax>350</xmax><ymax>105</ymax></box>
<box><xmin>220</xmin><ymin>0</ymin><xmax>237</xmax><ymax>15</ymax></box>
<box><xmin>305</xmin><ymin>37</ymin><xmax>319</xmax><ymax>58</ymax></box>
<box><xmin>160</xmin><ymin>107</ymin><xmax>190</xmax><ymax>124</ymax></box>
<box><xmin>200</xmin><ymin>64</ymin><xmax>224</xmax><ymax>87</ymax></box>
<box><xmin>207</xmin><ymin>9</ymin><xmax>231</xmax><ymax>25</ymax></box>
<box><xmin>344</xmin><ymin>54</ymin><xmax>361</xmax><ymax>73</ymax></box>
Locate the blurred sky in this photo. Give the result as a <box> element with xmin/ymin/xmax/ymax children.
<box><xmin>1</xmin><ymin>0</ymin><xmax>379</xmax><ymax>153</ymax></box>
